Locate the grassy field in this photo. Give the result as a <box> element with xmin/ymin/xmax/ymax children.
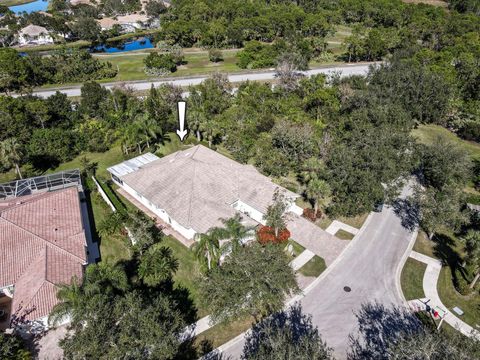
<box><xmin>401</xmin><ymin>258</ymin><xmax>427</xmax><ymax>300</ymax></box>
<box><xmin>94</xmin><ymin>49</ymin><xmax>241</xmax><ymax>82</ymax></box>
<box><xmin>298</xmin><ymin>255</ymin><xmax>326</xmax><ymax>277</ymax></box>
<box><xmin>412</xmin><ymin>124</ymin><xmax>480</xmax><ymax>161</ymax></box>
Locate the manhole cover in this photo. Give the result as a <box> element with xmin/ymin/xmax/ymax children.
<box><xmin>343</xmin><ymin>286</ymin><xmax>351</xmax><ymax>292</ymax></box>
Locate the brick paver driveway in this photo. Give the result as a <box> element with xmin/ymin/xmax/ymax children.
<box><xmin>287</xmin><ymin>214</ymin><xmax>350</xmax><ymax>266</ymax></box>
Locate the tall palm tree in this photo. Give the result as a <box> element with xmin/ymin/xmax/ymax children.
<box><xmin>136</xmin><ymin>113</ymin><xmax>161</xmax><ymax>149</ymax></box>
<box><xmin>305</xmin><ymin>178</ymin><xmax>331</xmax><ymax>215</ymax></box>
<box><xmin>0</xmin><ymin>138</ymin><xmax>23</xmax><ymax>179</ymax></box>
<box><xmin>463</xmin><ymin>230</ymin><xmax>480</xmax><ymax>288</ymax></box>
<box><xmin>219</xmin><ymin>214</ymin><xmax>255</xmax><ymax>254</ymax></box>
<box><xmin>193</xmin><ymin>228</ymin><xmax>223</xmax><ymax>271</ymax></box>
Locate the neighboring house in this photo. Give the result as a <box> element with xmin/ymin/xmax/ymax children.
<box><xmin>17</xmin><ymin>24</ymin><xmax>53</xmax><ymax>46</ymax></box>
<box><xmin>97</xmin><ymin>17</ymin><xmax>120</xmax><ymax>31</ymax></box>
<box><xmin>108</xmin><ymin>145</ymin><xmax>303</xmax><ymax>240</ymax></box>
<box><xmin>116</xmin><ymin>14</ymin><xmax>151</xmax><ymax>32</ymax></box>
<box><xmin>0</xmin><ymin>171</ymin><xmax>97</xmax><ymax>331</ymax></box>
<box><xmin>98</xmin><ymin>14</ymin><xmax>154</xmax><ymax>32</ymax></box>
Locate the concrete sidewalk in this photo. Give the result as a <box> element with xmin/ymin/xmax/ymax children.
<box><xmin>290</xmin><ymin>249</ymin><xmax>315</xmax><ymax>271</ymax></box>
<box><xmin>408</xmin><ymin>251</ymin><xmax>480</xmax><ymax>340</ymax></box>
<box><xmin>325</xmin><ymin>220</ymin><xmax>359</xmax><ymax>236</ymax></box>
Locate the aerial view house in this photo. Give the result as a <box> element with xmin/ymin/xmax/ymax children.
<box><xmin>108</xmin><ymin>145</ymin><xmax>303</xmax><ymax>241</ymax></box>
<box><xmin>0</xmin><ymin>171</ymin><xmax>96</xmax><ymax>330</ymax></box>
<box><xmin>17</xmin><ymin>24</ymin><xmax>53</xmax><ymax>46</ymax></box>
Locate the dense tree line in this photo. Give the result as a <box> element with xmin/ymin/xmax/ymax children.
<box><xmin>0</xmin><ymin>48</ymin><xmax>116</xmax><ymax>92</ymax></box>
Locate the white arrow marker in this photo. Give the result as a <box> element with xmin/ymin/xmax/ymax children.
<box><xmin>176</xmin><ymin>101</ymin><xmax>188</xmax><ymax>141</ymax></box>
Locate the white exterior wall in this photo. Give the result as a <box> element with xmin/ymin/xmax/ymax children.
<box><xmin>118</xmin><ymin>181</ymin><xmax>196</xmax><ymax>240</ymax></box>
<box><xmin>18</xmin><ymin>34</ymin><xmax>53</xmax><ymax>46</ymax></box>
<box><xmin>232</xmin><ymin>200</ymin><xmax>266</xmax><ymax>225</ymax></box>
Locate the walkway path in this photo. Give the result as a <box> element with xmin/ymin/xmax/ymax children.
<box><xmin>325</xmin><ymin>220</ymin><xmax>359</xmax><ymax>236</ymax></box>
<box><xmin>217</xmin><ymin>183</ymin><xmax>417</xmax><ymax>359</ymax></box>
<box><xmin>407</xmin><ymin>251</ymin><xmax>480</xmax><ymax>340</ymax></box>
<box><xmin>287</xmin><ymin>215</ymin><xmax>349</xmax><ymax>266</ymax></box>
<box><xmin>290</xmin><ymin>249</ymin><xmax>315</xmax><ymax>271</ymax></box>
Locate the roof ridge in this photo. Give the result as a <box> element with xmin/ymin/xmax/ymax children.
<box><xmin>0</xmin><ymin>187</ymin><xmax>76</xmax><ymax>215</ymax></box>
<box><xmin>0</xmin><ymin>217</ymin><xmax>86</xmax><ymax>264</ymax></box>
<box><xmin>185</xmin><ymin>157</ymin><xmax>198</xmax><ymax>228</ymax></box>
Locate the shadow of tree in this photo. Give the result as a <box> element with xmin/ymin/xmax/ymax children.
<box><xmin>432</xmin><ymin>233</ymin><xmax>469</xmax><ymax>287</ymax></box>
<box><xmin>348</xmin><ymin>302</ymin><xmax>422</xmax><ymax>360</ymax></box>
<box><xmin>242</xmin><ymin>303</ymin><xmax>333</xmax><ymax>359</ymax></box>
<box><xmin>392</xmin><ymin>198</ymin><xmax>420</xmax><ymax>232</ymax></box>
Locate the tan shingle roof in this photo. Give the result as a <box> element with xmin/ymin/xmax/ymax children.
<box><xmin>0</xmin><ymin>187</ymin><xmax>87</xmax><ymax>321</ymax></box>
<box><xmin>118</xmin><ymin>145</ymin><xmax>299</xmax><ymax>233</ymax></box>
<box><xmin>19</xmin><ymin>24</ymin><xmax>49</xmax><ymax>37</ymax></box>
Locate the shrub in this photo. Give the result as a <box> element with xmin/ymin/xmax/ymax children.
<box><xmin>257</xmin><ymin>226</ymin><xmax>290</xmax><ymax>244</ymax></box>
<box><xmin>144</xmin><ymin>53</ymin><xmax>177</xmax><ymax>75</ymax></box>
<box><xmin>302</xmin><ymin>208</ymin><xmax>322</xmax><ymax>222</ymax></box>
<box><xmin>208</xmin><ymin>48</ymin><xmax>223</xmax><ymax>62</ymax></box>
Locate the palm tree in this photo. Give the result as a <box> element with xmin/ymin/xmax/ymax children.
<box><xmin>0</xmin><ymin>138</ymin><xmax>23</xmax><ymax>179</ymax></box>
<box><xmin>305</xmin><ymin>179</ymin><xmax>331</xmax><ymax>215</ymax></box>
<box><xmin>193</xmin><ymin>228</ymin><xmax>223</xmax><ymax>271</ymax></box>
<box><xmin>136</xmin><ymin>113</ymin><xmax>161</xmax><ymax>149</ymax></box>
<box><xmin>219</xmin><ymin>214</ymin><xmax>255</xmax><ymax>254</ymax></box>
<box><xmin>48</xmin><ymin>277</ymin><xmax>84</xmax><ymax>326</ymax></box>
<box><xmin>462</xmin><ymin>230</ymin><xmax>480</xmax><ymax>288</ymax></box>
<box><xmin>138</xmin><ymin>244</ymin><xmax>179</xmax><ymax>286</ymax></box>
<box><xmin>300</xmin><ymin>157</ymin><xmax>325</xmax><ymax>185</ymax></box>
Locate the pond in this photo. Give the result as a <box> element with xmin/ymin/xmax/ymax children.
<box><xmin>91</xmin><ymin>37</ymin><xmax>154</xmax><ymax>53</ymax></box>
<box><xmin>9</xmin><ymin>0</ymin><xmax>50</xmax><ymax>14</ymax></box>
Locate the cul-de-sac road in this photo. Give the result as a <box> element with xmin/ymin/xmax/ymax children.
<box><xmin>218</xmin><ymin>184</ymin><xmax>416</xmax><ymax>359</ymax></box>
<box><xmin>27</xmin><ymin>63</ymin><xmax>374</xmax><ymax>98</ymax></box>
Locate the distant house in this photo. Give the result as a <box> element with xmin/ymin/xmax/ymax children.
<box><xmin>97</xmin><ymin>17</ymin><xmax>120</xmax><ymax>31</ymax></box>
<box><xmin>17</xmin><ymin>24</ymin><xmax>53</xmax><ymax>46</ymax></box>
<box><xmin>116</xmin><ymin>14</ymin><xmax>151</xmax><ymax>32</ymax></box>
<box><xmin>0</xmin><ymin>171</ymin><xmax>97</xmax><ymax>331</ymax></box>
<box><xmin>97</xmin><ymin>14</ymin><xmax>154</xmax><ymax>32</ymax></box>
<box><xmin>108</xmin><ymin>145</ymin><xmax>302</xmax><ymax>241</ymax></box>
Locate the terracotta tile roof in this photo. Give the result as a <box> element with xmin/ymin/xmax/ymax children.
<box><xmin>0</xmin><ymin>187</ymin><xmax>87</xmax><ymax>321</ymax></box>
<box><xmin>116</xmin><ymin>145</ymin><xmax>299</xmax><ymax>234</ymax></box>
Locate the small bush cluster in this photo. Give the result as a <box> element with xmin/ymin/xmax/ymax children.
<box><xmin>257</xmin><ymin>226</ymin><xmax>290</xmax><ymax>244</ymax></box>
<box><xmin>302</xmin><ymin>208</ymin><xmax>322</xmax><ymax>222</ymax></box>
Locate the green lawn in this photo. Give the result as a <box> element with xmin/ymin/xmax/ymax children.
<box><xmin>94</xmin><ymin>49</ymin><xmax>241</xmax><ymax>82</ymax></box>
<box><xmin>412</xmin><ymin>124</ymin><xmax>480</xmax><ymax>161</ymax></box>
<box><xmin>401</xmin><ymin>258</ymin><xmax>427</xmax><ymax>300</ymax></box>
<box><xmin>0</xmin><ymin>0</ymin><xmax>35</xmax><ymax>6</ymax></box>
<box><xmin>412</xmin><ymin>231</ymin><xmax>480</xmax><ymax>328</ymax></box>
<box><xmin>89</xmin><ymin>190</ymin><xmax>132</xmax><ymax>264</ymax></box>
<box><xmin>335</xmin><ymin>229</ymin><xmax>355</xmax><ymax>240</ymax></box>
<box><xmin>194</xmin><ymin>316</ymin><xmax>253</xmax><ymax>353</ymax></box>
<box><xmin>287</xmin><ymin>239</ymin><xmax>306</xmax><ymax>258</ymax></box>
<box><xmin>298</xmin><ymin>256</ymin><xmax>326</xmax><ymax>277</ymax></box>
<box><xmin>50</xmin><ymin>146</ymin><xmax>126</xmax><ymax>180</ymax></box>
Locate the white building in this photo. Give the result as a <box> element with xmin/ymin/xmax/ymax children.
<box><xmin>108</xmin><ymin>145</ymin><xmax>303</xmax><ymax>240</ymax></box>
<box><xmin>17</xmin><ymin>25</ymin><xmax>53</xmax><ymax>46</ymax></box>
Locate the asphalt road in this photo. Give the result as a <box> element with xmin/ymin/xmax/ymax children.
<box><xmin>27</xmin><ymin>63</ymin><xmax>373</xmax><ymax>98</ymax></box>
<box><xmin>219</xmin><ymin>184</ymin><xmax>416</xmax><ymax>359</ymax></box>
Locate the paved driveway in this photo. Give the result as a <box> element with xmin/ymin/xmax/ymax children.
<box><xmin>219</xmin><ymin>184</ymin><xmax>416</xmax><ymax>359</ymax></box>
<box><xmin>287</xmin><ymin>215</ymin><xmax>349</xmax><ymax>266</ymax></box>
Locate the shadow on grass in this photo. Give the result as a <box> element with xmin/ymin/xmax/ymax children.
<box><xmin>432</xmin><ymin>233</ymin><xmax>470</xmax><ymax>288</ymax></box>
